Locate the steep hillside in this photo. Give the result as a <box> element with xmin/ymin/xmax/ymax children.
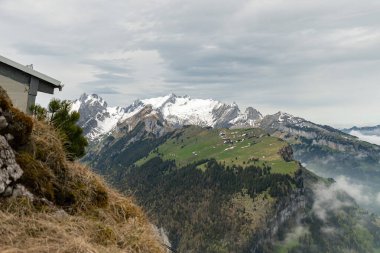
<box><xmin>136</xmin><ymin>126</ymin><xmax>298</xmax><ymax>174</ymax></box>
<box><xmin>0</xmin><ymin>86</ymin><xmax>166</xmax><ymax>253</ymax></box>
<box><xmin>259</xmin><ymin>112</ymin><xmax>380</xmax><ymax>210</ymax></box>
<box><xmin>261</xmin><ymin>113</ymin><xmax>380</xmax><ymax>213</ymax></box>
<box><xmin>85</xmin><ymin>123</ymin><xmax>305</xmax><ymax>252</ymax></box>
<box><xmin>84</xmin><ymin>117</ymin><xmax>380</xmax><ymax>253</ymax></box>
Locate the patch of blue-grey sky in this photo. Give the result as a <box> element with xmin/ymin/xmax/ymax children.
<box><xmin>0</xmin><ymin>0</ymin><xmax>380</xmax><ymax>127</ymax></box>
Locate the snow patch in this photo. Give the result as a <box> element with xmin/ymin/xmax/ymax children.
<box><xmin>97</xmin><ymin>107</ymin><xmax>124</xmax><ymax>133</ymax></box>
<box><xmin>71</xmin><ymin>100</ymin><xmax>81</xmax><ymax>112</ymax></box>
<box><xmin>141</xmin><ymin>94</ymin><xmax>174</xmax><ymax>109</ymax></box>
<box><xmin>224</xmin><ymin>146</ymin><xmax>235</xmax><ymax>151</ymax></box>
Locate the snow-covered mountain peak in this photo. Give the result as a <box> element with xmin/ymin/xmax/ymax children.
<box><xmin>276</xmin><ymin>111</ymin><xmax>295</xmax><ymax>122</ymax></box>
<box><xmin>79</xmin><ymin>93</ymin><xmax>107</xmax><ymax>107</ymax></box>
<box><xmin>71</xmin><ymin>93</ymin><xmax>125</xmax><ymax>141</ymax></box>
<box><xmin>132</xmin><ymin>94</ymin><xmax>233</xmax><ymax>127</ymax></box>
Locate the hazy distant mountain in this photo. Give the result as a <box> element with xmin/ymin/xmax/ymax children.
<box><xmin>343</xmin><ymin>125</ymin><xmax>380</xmax><ymax>136</ymax></box>
<box><xmin>342</xmin><ymin>125</ymin><xmax>380</xmax><ymax>145</ymax></box>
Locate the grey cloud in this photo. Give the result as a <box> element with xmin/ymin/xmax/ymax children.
<box><xmin>313</xmin><ymin>176</ymin><xmax>380</xmax><ymax>216</ymax></box>
<box><xmin>1</xmin><ymin>0</ymin><xmax>380</xmax><ymax>126</ymax></box>
<box><xmin>81</xmin><ymin>59</ymin><xmax>132</xmax><ymax>75</ymax></box>
<box><xmin>13</xmin><ymin>42</ymin><xmax>71</xmax><ymax>56</ymax></box>
<box><xmin>81</xmin><ymin>73</ymin><xmax>133</xmax><ymax>90</ymax></box>
<box><xmin>349</xmin><ymin>130</ymin><xmax>380</xmax><ymax>145</ymax></box>
<box><xmin>312</xmin><ymin>181</ymin><xmax>355</xmax><ymax>221</ymax></box>
<box><xmin>89</xmin><ymin>87</ymin><xmax>119</xmax><ymax>95</ymax></box>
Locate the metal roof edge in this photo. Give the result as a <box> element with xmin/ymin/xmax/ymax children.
<box><xmin>0</xmin><ymin>54</ymin><xmax>62</xmax><ymax>89</ymax></box>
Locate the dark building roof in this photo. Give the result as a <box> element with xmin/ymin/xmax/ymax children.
<box><xmin>0</xmin><ymin>55</ymin><xmax>63</xmax><ymax>93</ymax></box>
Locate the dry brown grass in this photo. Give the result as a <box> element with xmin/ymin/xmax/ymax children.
<box><xmin>23</xmin><ymin>120</ymin><xmax>66</xmax><ymax>172</ymax></box>
<box><xmin>0</xmin><ymin>99</ymin><xmax>166</xmax><ymax>253</ymax></box>
<box><xmin>0</xmin><ymin>85</ymin><xmax>13</xmax><ymax>110</ymax></box>
<box><xmin>0</xmin><ymin>197</ymin><xmax>164</xmax><ymax>253</ymax></box>
<box><xmin>0</xmin><ymin>86</ymin><xmax>33</xmax><ymax>147</ymax></box>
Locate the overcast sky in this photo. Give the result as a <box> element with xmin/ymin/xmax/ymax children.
<box><xmin>1</xmin><ymin>0</ymin><xmax>380</xmax><ymax>127</ymax></box>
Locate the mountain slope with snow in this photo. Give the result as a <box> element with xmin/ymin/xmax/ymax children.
<box><xmin>72</xmin><ymin>93</ymin><xmax>125</xmax><ymax>140</ymax></box>
<box><xmin>72</xmin><ymin>93</ymin><xmax>263</xmax><ymax>141</ymax></box>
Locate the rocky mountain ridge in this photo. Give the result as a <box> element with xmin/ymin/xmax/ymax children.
<box><xmin>72</xmin><ymin>93</ymin><xmax>263</xmax><ymax>141</ymax></box>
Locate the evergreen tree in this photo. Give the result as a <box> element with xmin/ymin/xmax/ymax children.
<box><xmin>29</xmin><ymin>104</ymin><xmax>48</xmax><ymax>121</ymax></box>
<box><xmin>30</xmin><ymin>99</ymin><xmax>88</xmax><ymax>160</ymax></box>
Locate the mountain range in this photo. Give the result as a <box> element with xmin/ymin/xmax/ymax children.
<box><xmin>74</xmin><ymin>93</ymin><xmax>380</xmax><ymax>214</ymax></box>
<box><xmin>72</xmin><ymin>93</ymin><xmax>263</xmax><ymax>141</ymax></box>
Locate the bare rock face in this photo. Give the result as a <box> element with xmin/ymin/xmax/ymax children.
<box><xmin>152</xmin><ymin>225</ymin><xmax>172</xmax><ymax>253</ymax></box>
<box><xmin>0</xmin><ymin>135</ymin><xmax>23</xmax><ymax>195</ymax></box>
<box><xmin>0</xmin><ymin>115</ymin><xmax>8</xmax><ymax>129</ymax></box>
<box><xmin>115</xmin><ymin>105</ymin><xmax>172</xmax><ymax>138</ymax></box>
<box><xmin>0</xmin><ymin>85</ymin><xmax>32</xmax><ymax>198</ymax></box>
<box><xmin>278</xmin><ymin>145</ymin><xmax>294</xmax><ymax>162</ymax></box>
<box><xmin>212</xmin><ymin>103</ymin><xmax>240</xmax><ymax>128</ymax></box>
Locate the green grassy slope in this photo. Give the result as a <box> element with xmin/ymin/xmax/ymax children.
<box><xmin>137</xmin><ymin>126</ymin><xmax>299</xmax><ymax>175</ymax></box>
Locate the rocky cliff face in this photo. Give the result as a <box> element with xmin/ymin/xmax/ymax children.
<box><xmin>251</xmin><ymin>187</ymin><xmax>306</xmax><ymax>252</ymax></box>
<box><xmin>211</xmin><ymin>102</ymin><xmax>240</xmax><ymax>128</ymax></box>
<box><xmin>0</xmin><ymin>135</ymin><xmax>24</xmax><ymax>196</ymax></box>
<box><xmin>114</xmin><ymin>105</ymin><xmax>173</xmax><ymax>139</ymax></box>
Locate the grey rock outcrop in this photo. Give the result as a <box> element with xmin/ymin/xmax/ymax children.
<box><xmin>279</xmin><ymin>145</ymin><xmax>294</xmax><ymax>162</ymax></box>
<box><xmin>152</xmin><ymin>225</ymin><xmax>172</xmax><ymax>253</ymax></box>
<box><xmin>72</xmin><ymin>93</ymin><xmax>125</xmax><ymax>140</ymax></box>
<box><xmin>75</xmin><ymin>93</ymin><xmax>110</xmax><ymax>136</ymax></box>
<box><xmin>114</xmin><ymin>105</ymin><xmax>173</xmax><ymax>138</ymax></box>
<box><xmin>0</xmin><ymin>115</ymin><xmax>8</xmax><ymax>129</ymax></box>
<box><xmin>212</xmin><ymin>103</ymin><xmax>240</xmax><ymax>128</ymax></box>
<box><xmin>0</xmin><ymin>135</ymin><xmax>23</xmax><ymax>195</ymax></box>
<box><xmin>245</xmin><ymin>107</ymin><xmax>262</xmax><ymax>121</ymax></box>
<box><xmin>0</xmin><ymin>93</ymin><xmax>32</xmax><ymax>199</ymax></box>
